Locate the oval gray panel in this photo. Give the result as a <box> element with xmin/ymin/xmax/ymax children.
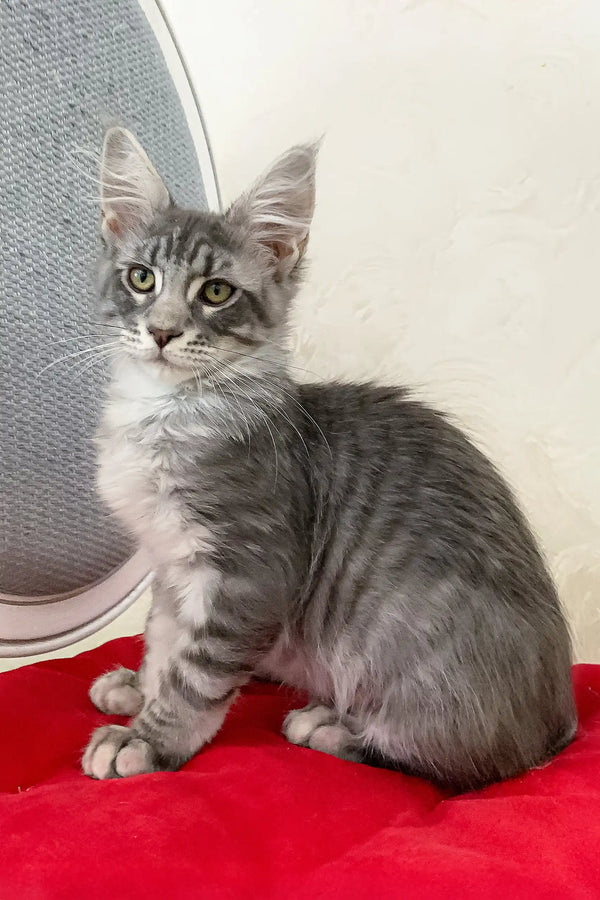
<box><xmin>0</xmin><ymin>0</ymin><xmax>207</xmax><ymax>596</ymax></box>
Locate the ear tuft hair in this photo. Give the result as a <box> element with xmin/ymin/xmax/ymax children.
<box><xmin>227</xmin><ymin>142</ymin><xmax>319</xmax><ymax>275</ymax></box>
<box><xmin>100</xmin><ymin>127</ymin><xmax>170</xmax><ymax>243</ymax></box>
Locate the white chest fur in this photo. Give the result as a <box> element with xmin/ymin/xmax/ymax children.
<box><xmin>96</xmin><ymin>363</ymin><xmax>217</xmax><ymax>623</ymax></box>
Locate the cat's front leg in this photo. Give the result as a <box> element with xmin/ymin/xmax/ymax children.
<box><xmin>82</xmin><ymin>614</ymin><xmax>251</xmax><ymax>779</ymax></box>
<box><xmin>87</xmin><ymin>586</ymin><xmax>178</xmax><ymax>717</ymax></box>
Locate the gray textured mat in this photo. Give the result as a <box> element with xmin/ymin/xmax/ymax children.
<box><xmin>0</xmin><ymin>0</ymin><xmax>207</xmax><ymax>595</ymax></box>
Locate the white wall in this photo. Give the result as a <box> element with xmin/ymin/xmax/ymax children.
<box><xmin>164</xmin><ymin>0</ymin><xmax>600</xmax><ymax>661</ymax></box>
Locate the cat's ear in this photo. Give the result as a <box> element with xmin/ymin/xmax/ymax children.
<box><xmin>99</xmin><ymin>127</ymin><xmax>170</xmax><ymax>244</ymax></box>
<box><xmin>226</xmin><ymin>143</ymin><xmax>319</xmax><ymax>276</ymax></box>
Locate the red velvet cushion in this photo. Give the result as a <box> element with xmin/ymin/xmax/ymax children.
<box><xmin>1</xmin><ymin>637</ymin><xmax>599</xmax><ymax>898</ymax></box>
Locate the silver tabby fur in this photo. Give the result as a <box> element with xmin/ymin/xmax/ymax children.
<box><xmin>83</xmin><ymin>127</ymin><xmax>577</xmax><ymax>790</ymax></box>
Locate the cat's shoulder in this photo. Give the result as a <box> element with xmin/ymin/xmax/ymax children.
<box><xmin>298</xmin><ymin>379</ymin><xmax>443</xmax><ymax>424</ymax></box>
<box><xmin>295</xmin><ymin>379</ymin><xmax>483</xmax><ymax>461</ymax></box>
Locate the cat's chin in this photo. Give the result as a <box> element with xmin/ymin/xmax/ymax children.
<box><xmin>137</xmin><ymin>356</ymin><xmax>197</xmax><ymax>387</ymax></box>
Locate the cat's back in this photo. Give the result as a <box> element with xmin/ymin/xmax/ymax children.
<box><xmin>296</xmin><ymin>380</ymin><xmax>557</xmax><ymax>610</ymax></box>
<box><xmin>297</xmin><ymin>379</ymin><xmax>506</xmax><ymax>503</ymax></box>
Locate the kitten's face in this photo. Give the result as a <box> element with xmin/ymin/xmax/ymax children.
<box><xmin>98</xmin><ymin>128</ymin><xmax>317</xmax><ymax>385</ymax></box>
<box><xmin>101</xmin><ymin>209</ymin><xmax>284</xmax><ymax>383</ymax></box>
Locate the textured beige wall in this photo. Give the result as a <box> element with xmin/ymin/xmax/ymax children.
<box><xmin>165</xmin><ymin>0</ymin><xmax>600</xmax><ymax>660</ymax></box>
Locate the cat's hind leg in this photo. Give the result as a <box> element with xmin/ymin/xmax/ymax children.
<box><xmin>283</xmin><ymin>703</ymin><xmax>362</xmax><ymax>762</ymax></box>
<box><xmin>89</xmin><ymin>667</ymin><xmax>144</xmax><ymax>717</ymax></box>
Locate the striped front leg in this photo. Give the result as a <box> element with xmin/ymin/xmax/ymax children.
<box><xmin>82</xmin><ymin>617</ymin><xmax>252</xmax><ymax>780</ymax></box>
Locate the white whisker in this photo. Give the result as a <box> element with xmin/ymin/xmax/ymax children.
<box><xmin>212</xmin><ymin>351</ymin><xmax>332</xmax><ymax>460</ymax></box>
<box><xmin>214</xmin><ymin>343</ymin><xmax>322</xmax><ymax>381</ymax></box>
<box><xmin>219</xmin><ymin>362</ymin><xmax>311</xmax><ymax>466</ymax></box>
<box><xmin>217</xmin><ymin>368</ymin><xmax>280</xmax><ymax>487</ymax></box>
<box><xmin>68</xmin><ymin>347</ymin><xmax>121</xmax><ymax>381</ymax></box>
<box><xmin>52</xmin><ymin>334</ymin><xmax>120</xmax><ymax>346</ymax></box>
<box><xmin>212</xmin><ymin>363</ymin><xmax>254</xmax><ymax>457</ymax></box>
<box><xmin>36</xmin><ymin>341</ymin><xmax>121</xmax><ymax>378</ymax></box>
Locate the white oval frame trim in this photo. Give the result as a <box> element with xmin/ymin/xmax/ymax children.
<box><xmin>0</xmin><ymin>0</ymin><xmax>220</xmax><ymax>657</ymax></box>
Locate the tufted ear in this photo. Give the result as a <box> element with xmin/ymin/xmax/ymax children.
<box><xmin>99</xmin><ymin>127</ymin><xmax>170</xmax><ymax>244</ymax></box>
<box><xmin>226</xmin><ymin>143</ymin><xmax>319</xmax><ymax>276</ymax></box>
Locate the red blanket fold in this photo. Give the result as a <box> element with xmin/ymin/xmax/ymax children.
<box><xmin>1</xmin><ymin>637</ymin><xmax>599</xmax><ymax>899</ymax></box>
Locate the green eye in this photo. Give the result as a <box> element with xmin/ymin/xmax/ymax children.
<box><xmin>128</xmin><ymin>266</ymin><xmax>155</xmax><ymax>293</ymax></box>
<box><xmin>202</xmin><ymin>280</ymin><xmax>233</xmax><ymax>305</ymax></box>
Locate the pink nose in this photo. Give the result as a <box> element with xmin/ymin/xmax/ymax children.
<box><xmin>148</xmin><ymin>327</ymin><xmax>182</xmax><ymax>349</ymax></box>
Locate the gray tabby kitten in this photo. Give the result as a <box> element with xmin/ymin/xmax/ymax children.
<box><xmin>83</xmin><ymin>127</ymin><xmax>576</xmax><ymax>790</ymax></box>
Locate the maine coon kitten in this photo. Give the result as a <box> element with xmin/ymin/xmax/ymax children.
<box><xmin>83</xmin><ymin>127</ymin><xmax>577</xmax><ymax>790</ymax></box>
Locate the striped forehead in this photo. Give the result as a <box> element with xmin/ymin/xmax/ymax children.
<box><xmin>143</xmin><ymin>230</ymin><xmax>234</xmax><ymax>277</ymax></box>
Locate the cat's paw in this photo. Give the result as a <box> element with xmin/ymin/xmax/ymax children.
<box><xmin>283</xmin><ymin>704</ymin><xmax>361</xmax><ymax>761</ymax></box>
<box><xmin>283</xmin><ymin>704</ymin><xmax>336</xmax><ymax>745</ymax></box>
<box><xmin>89</xmin><ymin>667</ymin><xmax>143</xmax><ymax>716</ymax></box>
<box><xmin>82</xmin><ymin>725</ymin><xmax>157</xmax><ymax>779</ymax></box>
